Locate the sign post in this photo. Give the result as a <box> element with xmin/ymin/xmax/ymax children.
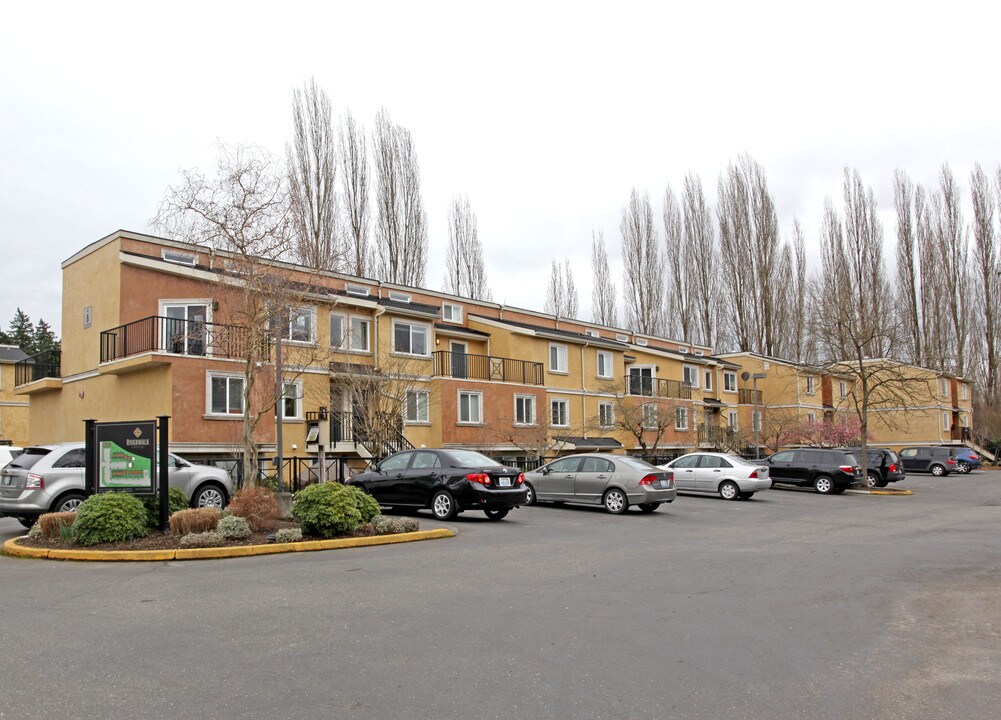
<box><xmin>158</xmin><ymin>416</ymin><xmax>169</xmax><ymax>532</ymax></box>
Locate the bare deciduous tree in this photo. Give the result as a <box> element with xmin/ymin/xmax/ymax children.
<box><xmin>372</xmin><ymin>108</ymin><xmax>428</xmax><ymax>286</ymax></box>
<box><xmin>970</xmin><ymin>163</ymin><xmax>1000</xmax><ymax>400</ymax></box>
<box><xmin>620</xmin><ymin>189</ymin><xmax>665</xmax><ymax>335</ymax></box>
<box><xmin>590</xmin><ymin>229</ymin><xmax>617</xmax><ymax>327</ymax></box>
<box><xmin>443</xmin><ymin>195</ymin><xmax>492</xmax><ymax>300</ymax></box>
<box><xmin>663</xmin><ymin>184</ymin><xmax>691</xmax><ymax>342</ymax></box>
<box><xmin>894</xmin><ymin>169</ymin><xmax>922</xmax><ymax>365</ymax></box>
<box><xmin>683</xmin><ymin>173</ymin><xmax>718</xmax><ymax>348</ymax></box>
<box><xmin>544</xmin><ymin>259</ymin><xmax>579</xmax><ymax>318</ymax></box>
<box><xmin>339</xmin><ymin>109</ymin><xmax>370</xmax><ymax>276</ymax></box>
<box><xmin>934</xmin><ymin>165</ymin><xmax>970</xmax><ymax>376</ymax></box>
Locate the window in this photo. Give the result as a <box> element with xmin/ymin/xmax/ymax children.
<box><xmin>442</xmin><ymin>303</ymin><xmax>463</xmax><ymax>323</ymax></box>
<box><xmin>388</xmin><ymin>291</ymin><xmax>411</xmax><ymax>303</ymax></box>
<box><xmin>673</xmin><ymin>454</ymin><xmax>700</xmax><ymax>469</ymax></box>
<box><xmin>642</xmin><ymin>404</ymin><xmax>658</xmax><ymax>429</ymax></box>
<box><xmin>678</xmin><ymin>346</ymin><xmax>689</xmax><ymax>353</ymax></box>
<box><xmin>551</xmin><ymin>399</ymin><xmax>569</xmax><ymax>427</ymax></box>
<box><xmin>330</xmin><ymin>313</ymin><xmax>345</xmax><ymax>349</ymax></box>
<box><xmin>272</xmin><ymin>306</ymin><xmax>314</xmax><ymax>343</ymax></box>
<box><xmin>411</xmin><ymin>451</ymin><xmax>441</xmax><ymax>470</ymax></box>
<box><xmin>349</xmin><ymin>317</ymin><xmax>370</xmax><ymax>352</ymax></box>
<box><xmin>675</xmin><ymin>407</ymin><xmax>688</xmax><ymax>431</ymax></box>
<box><xmin>728</xmin><ymin>411</ymin><xmax>738</xmax><ymax>430</ymax></box>
<box><xmin>723</xmin><ymin>372</ymin><xmax>737</xmax><ymax>393</ymax></box>
<box><xmin>280</xmin><ymin>380</ymin><xmax>302</xmax><ymax>420</ymax></box>
<box><xmin>598</xmin><ymin>402</ymin><xmax>614</xmax><ymax>428</ymax></box>
<box><xmin>585</xmin><ymin>329</ymin><xmax>600</xmax><ymax>338</ymax></box>
<box><xmin>346</xmin><ymin>283</ymin><xmax>370</xmax><ymax>297</ymax></box>
<box><xmin>53</xmin><ymin>448</ymin><xmax>87</xmax><ymax>468</ymax></box>
<box><xmin>393</xmin><ymin>321</ymin><xmax>429</xmax><ymax>356</ymax></box>
<box><xmin>636</xmin><ymin>338</ymin><xmax>648</xmax><ymax>347</ymax></box>
<box><xmin>162</xmin><ymin>249</ymin><xmax>196</xmax><ymax>266</ymax></box>
<box><xmin>805</xmin><ymin>376</ymin><xmax>816</xmax><ymax>395</ymax></box>
<box><xmin>83</xmin><ymin>306</ymin><xmax>92</xmax><ymax>329</ymax></box>
<box><xmin>458</xmin><ymin>391</ymin><xmax>482</xmax><ymax>424</ymax></box>
<box><xmin>596</xmin><ymin>351</ymin><xmax>613</xmax><ymax>379</ymax></box>
<box><xmin>943</xmin><ymin>412</ymin><xmax>950</xmax><ymax>431</ymax></box>
<box><xmin>549</xmin><ymin>344</ymin><xmax>568</xmax><ymax>373</ymax></box>
<box><xmin>616</xmin><ymin>333</ymin><xmax>629</xmax><ymax>342</ymax></box>
<box><xmin>381</xmin><ymin>452</ymin><xmax>413</xmax><ymax>472</ymax></box>
<box><xmin>208</xmin><ymin>374</ymin><xmax>245</xmax><ymax>416</ymax></box>
<box><xmin>161</xmin><ymin>302</ymin><xmax>208</xmax><ymax>356</ymax></box>
<box><xmin>683</xmin><ymin>365</ymin><xmax>699</xmax><ymax>388</ymax></box>
<box><xmin>839</xmin><ymin>381</ymin><xmax>848</xmax><ymax>400</ymax></box>
<box><xmin>704</xmin><ymin>370</ymin><xmax>713</xmax><ymax>392</ymax></box>
<box><xmin>581</xmin><ymin>457</ymin><xmax>614</xmax><ymax>473</ymax></box>
<box><xmin>545</xmin><ymin>457</ymin><xmax>582</xmax><ymax>473</ymax></box>
<box><xmin>961</xmin><ymin>383</ymin><xmax>968</xmax><ymax>400</ymax></box>
<box><xmin>806</xmin><ymin>411</ymin><xmax>816</xmax><ymax>423</ymax></box>
<box><xmin>940</xmin><ymin>378</ymin><xmax>949</xmax><ymax>396</ymax></box>
<box><xmin>515</xmin><ymin>395</ymin><xmax>536</xmax><ymax>426</ymax></box>
<box><xmin>405</xmin><ymin>390</ymin><xmax>429</xmax><ymax>423</ymax></box>
<box><xmin>629</xmin><ymin>367</ymin><xmax>654</xmax><ymax>396</ymax></box>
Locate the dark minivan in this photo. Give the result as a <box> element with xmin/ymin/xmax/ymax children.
<box><xmin>766</xmin><ymin>448</ymin><xmax>862</xmax><ymax>494</ymax></box>
<box><xmin>898</xmin><ymin>446</ymin><xmax>959</xmax><ymax>476</ymax></box>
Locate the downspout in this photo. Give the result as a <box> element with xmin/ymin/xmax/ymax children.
<box><xmin>581</xmin><ymin>341</ymin><xmax>589</xmax><ymax>439</ymax></box>
<box><xmin>373</xmin><ymin>306</ymin><xmax>387</xmax><ymax>370</ymax></box>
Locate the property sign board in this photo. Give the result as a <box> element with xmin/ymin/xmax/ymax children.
<box><xmin>95</xmin><ymin>421</ymin><xmax>157</xmax><ymax>495</ymax></box>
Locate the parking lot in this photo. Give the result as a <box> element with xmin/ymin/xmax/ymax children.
<box><xmin>2</xmin><ymin>471</ymin><xmax>999</xmax><ymax>720</ymax></box>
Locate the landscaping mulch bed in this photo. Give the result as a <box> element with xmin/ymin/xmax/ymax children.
<box><xmin>17</xmin><ymin>519</ymin><xmax>385</xmax><ymax>552</ymax></box>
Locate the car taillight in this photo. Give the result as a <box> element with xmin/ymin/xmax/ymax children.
<box><xmin>749</xmin><ymin>470</ymin><xmax>758</xmax><ymax>479</ymax></box>
<box><xmin>466</xmin><ymin>473</ymin><xmax>492</xmax><ymax>486</ymax></box>
<box><xmin>947</xmin><ymin>458</ymin><xmax>956</xmax><ymax>465</ymax></box>
<box><xmin>639</xmin><ymin>474</ymin><xmax>658</xmax><ymax>485</ymax></box>
<box><xmin>888</xmin><ymin>464</ymin><xmax>898</xmax><ymax>473</ymax></box>
<box><xmin>969</xmin><ymin>454</ymin><xmax>979</xmax><ymax>461</ymax></box>
<box><xmin>839</xmin><ymin>465</ymin><xmax>854</xmax><ymax>474</ymax></box>
<box><xmin>25</xmin><ymin>473</ymin><xmax>44</xmax><ymax>489</ymax></box>
<box><xmin>516</xmin><ymin>473</ymin><xmax>525</xmax><ymax>485</ymax></box>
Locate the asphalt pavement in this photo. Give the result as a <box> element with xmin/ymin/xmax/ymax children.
<box><xmin>1</xmin><ymin>471</ymin><xmax>999</xmax><ymax>720</ymax></box>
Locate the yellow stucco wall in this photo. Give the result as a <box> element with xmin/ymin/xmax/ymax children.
<box><xmin>61</xmin><ymin>238</ymin><xmax>122</xmax><ymax>378</ymax></box>
<box><xmin>1</xmin><ymin>362</ymin><xmax>30</xmax><ymax>445</ymax></box>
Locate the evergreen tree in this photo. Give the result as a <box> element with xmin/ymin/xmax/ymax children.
<box><xmin>8</xmin><ymin>308</ymin><xmax>34</xmax><ymax>353</ymax></box>
<box><xmin>33</xmin><ymin>318</ymin><xmax>59</xmax><ymax>353</ymax></box>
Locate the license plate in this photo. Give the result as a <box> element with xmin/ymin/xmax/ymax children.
<box><xmin>498</xmin><ymin>478</ymin><xmax>512</xmax><ymax>487</ymax></box>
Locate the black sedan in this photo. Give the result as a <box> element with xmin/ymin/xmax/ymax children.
<box><xmin>347</xmin><ymin>449</ymin><xmax>528</xmax><ymax>521</ymax></box>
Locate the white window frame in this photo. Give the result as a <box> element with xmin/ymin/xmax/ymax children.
<box><xmin>280</xmin><ymin>379</ymin><xmax>303</xmax><ymax>421</ymax></box>
<box><xmin>275</xmin><ymin>306</ymin><xmax>316</xmax><ymax>344</ymax></box>
<box><xmin>392</xmin><ymin>320</ymin><xmax>431</xmax><ymax>357</ymax></box>
<box><xmin>405</xmin><ymin>390</ymin><xmax>430</xmax><ymax>424</ymax></box>
<box><xmin>675</xmin><ymin>406</ymin><xmax>689</xmax><ymax>431</ymax></box>
<box><xmin>942</xmin><ymin>412</ymin><xmax>950</xmax><ymax>431</ymax></box>
<box><xmin>207</xmin><ymin>372</ymin><xmax>245</xmax><ymax>417</ymax></box>
<box><xmin>941</xmin><ymin>378</ymin><xmax>949</xmax><ymax>396</ymax></box>
<box><xmin>596</xmin><ymin>351</ymin><xmax>613</xmax><ymax>379</ymax></box>
<box><xmin>642</xmin><ymin>403</ymin><xmax>658</xmax><ymax>430</ymax></box>
<box><xmin>345</xmin><ymin>283</ymin><xmax>370</xmax><ymax>297</ymax></box>
<box><xmin>703</xmin><ymin>370</ymin><xmax>713</xmax><ymax>392</ymax></box>
<box><xmin>728</xmin><ymin>411</ymin><xmax>738</xmax><ymax>430</ymax></box>
<box><xmin>805</xmin><ymin>376</ymin><xmax>816</xmax><ymax>396</ymax></box>
<box><xmin>329</xmin><ymin>312</ymin><xmax>346</xmax><ymax>349</ymax></box>
<box><xmin>682</xmin><ymin>365</ymin><xmax>700</xmax><ymax>389</ymax></box>
<box><xmin>458</xmin><ymin>390</ymin><xmax>483</xmax><ymax>425</ymax></box>
<box><xmin>514</xmin><ymin>395</ymin><xmax>536</xmax><ymax>426</ymax></box>
<box><xmin>550</xmin><ymin>398</ymin><xmax>569</xmax><ymax>427</ymax></box>
<box><xmin>839</xmin><ymin>380</ymin><xmax>848</xmax><ymax>400</ymax></box>
<box><xmin>388</xmin><ymin>290</ymin><xmax>411</xmax><ymax>303</ymax></box>
<box><xmin>442</xmin><ymin>303</ymin><xmax>463</xmax><ymax>323</ymax></box>
<box><xmin>348</xmin><ymin>317</ymin><xmax>371</xmax><ymax>353</ymax></box>
<box><xmin>162</xmin><ymin>249</ymin><xmax>196</xmax><ymax>266</ymax></box>
<box><xmin>961</xmin><ymin>383</ymin><xmax>968</xmax><ymax>400</ymax></box>
<box><xmin>598</xmin><ymin>402</ymin><xmax>614</xmax><ymax>428</ymax></box>
<box><xmin>636</xmin><ymin>338</ymin><xmax>648</xmax><ymax>347</ymax></box>
<box><xmin>806</xmin><ymin>411</ymin><xmax>816</xmax><ymax>423</ymax></box>
<box><xmin>549</xmin><ymin>343</ymin><xmax>568</xmax><ymax>374</ymax></box>
<box><xmin>616</xmin><ymin>333</ymin><xmax>629</xmax><ymax>342</ymax></box>
<box><xmin>585</xmin><ymin>329</ymin><xmax>600</xmax><ymax>338</ymax></box>
<box><xmin>723</xmin><ymin>371</ymin><xmax>737</xmax><ymax>393</ymax></box>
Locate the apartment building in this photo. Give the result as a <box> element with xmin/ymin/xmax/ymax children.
<box><xmin>0</xmin><ymin>345</ymin><xmax>30</xmax><ymax>446</ymax></box>
<box><xmin>13</xmin><ymin>230</ymin><xmax>974</xmax><ymax>471</ymax></box>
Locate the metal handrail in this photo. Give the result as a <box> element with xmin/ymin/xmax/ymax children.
<box><xmin>432</xmin><ymin>350</ymin><xmax>544</xmax><ymax>385</ymax></box>
<box><xmin>14</xmin><ymin>350</ymin><xmax>62</xmax><ymax>386</ymax></box>
<box><xmin>625</xmin><ymin>375</ymin><xmax>693</xmax><ymax>399</ymax></box>
<box><xmin>100</xmin><ymin>315</ymin><xmax>266</xmax><ymax>363</ymax></box>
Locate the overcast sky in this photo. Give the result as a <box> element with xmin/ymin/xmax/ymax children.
<box><xmin>2</xmin><ymin>1</ymin><xmax>999</xmax><ymax>338</ymax></box>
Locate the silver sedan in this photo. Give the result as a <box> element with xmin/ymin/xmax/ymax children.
<box><xmin>660</xmin><ymin>452</ymin><xmax>771</xmax><ymax>500</ymax></box>
<box><xmin>523</xmin><ymin>453</ymin><xmax>676</xmax><ymax>514</ymax></box>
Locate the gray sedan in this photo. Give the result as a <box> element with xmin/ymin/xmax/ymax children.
<box><xmin>523</xmin><ymin>453</ymin><xmax>676</xmax><ymax>514</ymax></box>
<box><xmin>660</xmin><ymin>452</ymin><xmax>771</xmax><ymax>500</ymax></box>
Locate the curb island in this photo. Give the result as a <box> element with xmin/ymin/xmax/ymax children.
<box><xmin>844</xmin><ymin>488</ymin><xmax>914</xmax><ymax>496</ymax></box>
<box><xmin>2</xmin><ymin>528</ymin><xmax>455</xmax><ymax>562</ymax></box>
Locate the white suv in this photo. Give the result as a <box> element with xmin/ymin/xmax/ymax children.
<box><xmin>0</xmin><ymin>443</ymin><xmax>234</xmax><ymax>528</ymax></box>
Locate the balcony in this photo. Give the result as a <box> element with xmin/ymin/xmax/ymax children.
<box><xmin>625</xmin><ymin>375</ymin><xmax>693</xmax><ymax>400</ymax></box>
<box><xmin>100</xmin><ymin>315</ymin><xmax>266</xmax><ymax>364</ymax></box>
<box><xmin>738</xmin><ymin>388</ymin><xmax>763</xmax><ymax>405</ymax></box>
<box><xmin>14</xmin><ymin>350</ymin><xmax>61</xmax><ymax>389</ymax></box>
<box><xmin>432</xmin><ymin>350</ymin><xmax>544</xmax><ymax>386</ymax></box>
<box><xmin>697</xmin><ymin>424</ymin><xmax>739</xmax><ymax>449</ymax></box>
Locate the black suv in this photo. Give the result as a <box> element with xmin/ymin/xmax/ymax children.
<box><xmin>857</xmin><ymin>447</ymin><xmax>907</xmax><ymax>488</ymax></box>
<box><xmin>898</xmin><ymin>446</ymin><xmax>959</xmax><ymax>476</ymax></box>
<box><xmin>766</xmin><ymin>448</ymin><xmax>862</xmax><ymax>494</ymax></box>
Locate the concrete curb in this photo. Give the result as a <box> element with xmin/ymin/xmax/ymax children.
<box><xmin>845</xmin><ymin>488</ymin><xmax>914</xmax><ymax>496</ymax></box>
<box><xmin>1</xmin><ymin>528</ymin><xmax>455</xmax><ymax>562</ymax></box>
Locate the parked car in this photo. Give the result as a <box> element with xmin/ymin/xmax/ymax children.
<box><xmin>0</xmin><ymin>442</ymin><xmax>234</xmax><ymax>528</ymax></box>
<box><xmin>0</xmin><ymin>446</ymin><xmax>23</xmax><ymax>469</ymax></box>
<box><xmin>898</xmin><ymin>446</ymin><xmax>959</xmax><ymax>476</ymax></box>
<box><xmin>939</xmin><ymin>446</ymin><xmax>981</xmax><ymax>474</ymax></box>
<box><xmin>347</xmin><ymin>448</ymin><xmax>527</xmax><ymax>521</ymax></box>
<box><xmin>855</xmin><ymin>447</ymin><xmax>907</xmax><ymax>488</ymax></box>
<box><xmin>523</xmin><ymin>453</ymin><xmax>676</xmax><ymax>514</ymax></box>
<box><xmin>765</xmin><ymin>448</ymin><xmax>862</xmax><ymax>494</ymax></box>
<box><xmin>659</xmin><ymin>452</ymin><xmax>771</xmax><ymax>500</ymax></box>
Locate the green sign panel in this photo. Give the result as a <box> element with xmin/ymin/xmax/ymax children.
<box><xmin>95</xmin><ymin>421</ymin><xmax>157</xmax><ymax>495</ymax></box>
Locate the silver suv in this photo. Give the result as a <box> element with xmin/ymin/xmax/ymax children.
<box><xmin>0</xmin><ymin>443</ymin><xmax>234</xmax><ymax>528</ymax></box>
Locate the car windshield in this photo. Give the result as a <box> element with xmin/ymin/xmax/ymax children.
<box><xmin>446</xmin><ymin>450</ymin><xmax>503</xmax><ymax>468</ymax></box>
<box><xmin>7</xmin><ymin>448</ymin><xmax>50</xmax><ymax>470</ymax></box>
<box><xmin>619</xmin><ymin>456</ymin><xmax>657</xmax><ymax>471</ymax></box>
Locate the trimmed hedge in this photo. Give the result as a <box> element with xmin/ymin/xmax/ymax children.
<box><xmin>217</xmin><ymin>514</ymin><xmax>251</xmax><ymax>540</ymax></box>
<box><xmin>292</xmin><ymin>483</ymin><xmax>380</xmax><ymax>538</ymax></box>
<box><xmin>72</xmin><ymin>493</ymin><xmax>150</xmax><ymax>546</ymax></box>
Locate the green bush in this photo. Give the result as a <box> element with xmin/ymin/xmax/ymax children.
<box><xmin>292</xmin><ymin>483</ymin><xmax>380</xmax><ymax>538</ymax></box>
<box><xmin>72</xmin><ymin>493</ymin><xmax>150</xmax><ymax>546</ymax></box>
<box><xmin>178</xmin><ymin>531</ymin><xmax>226</xmax><ymax>548</ymax></box>
<box><xmin>142</xmin><ymin>488</ymin><xmax>189</xmax><ymax>529</ymax></box>
<box><xmin>217</xmin><ymin>514</ymin><xmax>251</xmax><ymax>540</ymax></box>
<box><xmin>274</xmin><ymin>528</ymin><xmax>303</xmax><ymax>544</ymax></box>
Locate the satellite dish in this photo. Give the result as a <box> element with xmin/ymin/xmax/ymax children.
<box><xmin>741</xmin><ymin>371</ymin><xmax>751</xmax><ymax>381</ymax></box>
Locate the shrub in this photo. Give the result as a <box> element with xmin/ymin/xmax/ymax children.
<box><xmin>178</xmin><ymin>531</ymin><xmax>226</xmax><ymax>548</ymax></box>
<box><xmin>292</xmin><ymin>483</ymin><xmax>380</xmax><ymax>538</ymax></box>
<box><xmin>273</xmin><ymin>528</ymin><xmax>302</xmax><ymax>543</ymax></box>
<box><xmin>373</xmin><ymin>515</ymin><xmax>420</xmax><ymax>535</ymax></box>
<box><xmin>226</xmin><ymin>486</ymin><xmax>279</xmax><ymax>532</ymax></box>
<box><xmin>72</xmin><ymin>493</ymin><xmax>150</xmax><ymax>546</ymax></box>
<box><xmin>38</xmin><ymin>512</ymin><xmax>77</xmax><ymax>540</ymax></box>
<box><xmin>217</xmin><ymin>514</ymin><xmax>251</xmax><ymax>540</ymax></box>
<box><xmin>142</xmin><ymin>488</ymin><xmax>189</xmax><ymax>529</ymax></box>
<box><xmin>168</xmin><ymin>508</ymin><xmax>220</xmax><ymax>536</ymax></box>
<box><xmin>27</xmin><ymin>523</ymin><xmax>43</xmax><ymax>540</ymax></box>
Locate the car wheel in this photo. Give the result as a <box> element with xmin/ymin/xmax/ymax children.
<box><xmin>930</xmin><ymin>464</ymin><xmax>946</xmax><ymax>477</ymax></box>
<box><xmin>431</xmin><ymin>490</ymin><xmax>458</xmax><ymax>521</ymax></box>
<box><xmin>603</xmin><ymin>488</ymin><xmax>628</xmax><ymax>514</ymax></box>
<box><xmin>876</xmin><ymin>478</ymin><xmax>889</xmax><ymax>488</ymax></box>
<box><xmin>192</xmin><ymin>483</ymin><xmax>227</xmax><ymax>509</ymax></box>
<box><xmin>524</xmin><ymin>482</ymin><xmax>537</xmax><ymax>506</ymax></box>
<box><xmin>719</xmin><ymin>481</ymin><xmax>740</xmax><ymax>501</ymax></box>
<box><xmin>638</xmin><ymin>502</ymin><xmax>659</xmax><ymax>513</ymax></box>
<box><xmin>17</xmin><ymin>517</ymin><xmax>36</xmax><ymax>529</ymax></box>
<box><xmin>738</xmin><ymin>492</ymin><xmax>755</xmax><ymax>500</ymax></box>
<box><xmin>52</xmin><ymin>492</ymin><xmax>87</xmax><ymax>514</ymax></box>
<box><xmin>866</xmin><ymin>472</ymin><xmax>880</xmax><ymax>489</ymax></box>
<box><xmin>484</xmin><ymin>509</ymin><xmax>509</xmax><ymax>520</ymax></box>
<box><xmin>956</xmin><ymin>461</ymin><xmax>970</xmax><ymax>474</ymax></box>
<box><xmin>814</xmin><ymin>475</ymin><xmax>835</xmax><ymax>494</ymax></box>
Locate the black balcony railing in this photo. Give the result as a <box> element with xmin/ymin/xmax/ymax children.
<box><xmin>625</xmin><ymin>375</ymin><xmax>693</xmax><ymax>399</ymax></box>
<box><xmin>328</xmin><ymin>410</ymin><xmax>414</xmax><ymax>460</ymax></box>
<box><xmin>697</xmin><ymin>424</ymin><xmax>739</xmax><ymax>450</ymax></box>
<box><xmin>100</xmin><ymin>315</ymin><xmax>266</xmax><ymax>364</ymax></box>
<box><xmin>432</xmin><ymin>350</ymin><xmax>544</xmax><ymax>386</ymax></box>
<box><xmin>738</xmin><ymin>388</ymin><xmax>763</xmax><ymax>405</ymax></box>
<box><xmin>14</xmin><ymin>350</ymin><xmax>62</xmax><ymax>387</ymax></box>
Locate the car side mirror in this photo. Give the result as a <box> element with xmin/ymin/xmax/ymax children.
<box><xmin>541</xmin><ymin>467</ymin><xmax>550</xmax><ymax>475</ymax></box>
